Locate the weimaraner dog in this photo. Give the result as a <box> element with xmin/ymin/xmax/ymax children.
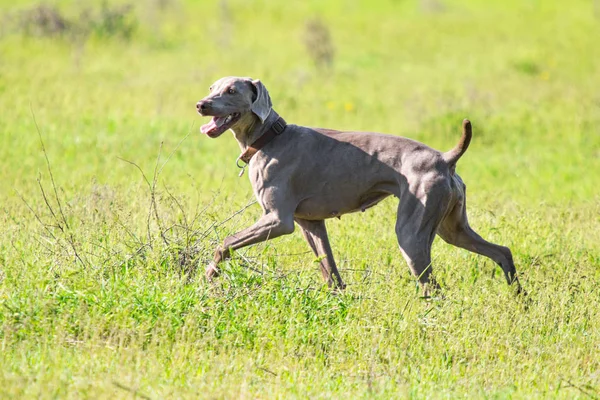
<box><xmin>196</xmin><ymin>76</ymin><xmax>520</xmax><ymax>295</ymax></box>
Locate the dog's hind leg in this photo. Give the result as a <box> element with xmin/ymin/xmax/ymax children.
<box><xmin>437</xmin><ymin>179</ymin><xmax>521</xmax><ymax>292</ymax></box>
<box><xmin>395</xmin><ymin>181</ymin><xmax>450</xmax><ymax>296</ymax></box>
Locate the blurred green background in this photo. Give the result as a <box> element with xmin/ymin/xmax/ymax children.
<box><xmin>0</xmin><ymin>0</ymin><xmax>599</xmax><ymax>398</ymax></box>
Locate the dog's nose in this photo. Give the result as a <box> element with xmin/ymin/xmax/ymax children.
<box><xmin>196</xmin><ymin>101</ymin><xmax>210</xmax><ymax>112</ymax></box>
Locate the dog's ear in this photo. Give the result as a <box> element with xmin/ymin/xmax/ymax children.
<box><xmin>250</xmin><ymin>79</ymin><xmax>272</xmax><ymax>123</ymax></box>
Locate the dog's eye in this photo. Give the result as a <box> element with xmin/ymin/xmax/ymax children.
<box><xmin>228</xmin><ymin>87</ymin><xmax>236</xmax><ymax>94</ymax></box>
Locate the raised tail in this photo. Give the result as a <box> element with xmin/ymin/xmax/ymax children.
<box><xmin>442</xmin><ymin>119</ymin><xmax>472</xmax><ymax>168</ymax></box>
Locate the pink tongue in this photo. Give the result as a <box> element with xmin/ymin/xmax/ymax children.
<box><xmin>200</xmin><ymin>116</ymin><xmax>227</xmax><ymax>134</ymax></box>
<box><xmin>200</xmin><ymin>118</ymin><xmax>217</xmax><ymax>134</ymax></box>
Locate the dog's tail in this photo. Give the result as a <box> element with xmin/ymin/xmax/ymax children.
<box><xmin>442</xmin><ymin>119</ymin><xmax>472</xmax><ymax>168</ymax></box>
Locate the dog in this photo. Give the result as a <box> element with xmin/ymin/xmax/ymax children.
<box><xmin>196</xmin><ymin>76</ymin><xmax>520</xmax><ymax>295</ymax></box>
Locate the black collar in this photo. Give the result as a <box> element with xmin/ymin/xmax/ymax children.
<box><xmin>238</xmin><ymin>112</ymin><xmax>287</xmax><ymax>164</ymax></box>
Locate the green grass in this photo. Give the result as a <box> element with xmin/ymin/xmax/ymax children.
<box><xmin>1</xmin><ymin>0</ymin><xmax>599</xmax><ymax>398</ymax></box>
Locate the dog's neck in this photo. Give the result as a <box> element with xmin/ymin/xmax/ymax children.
<box><xmin>231</xmin><ymin>110</ymin><xmax>280</xmax><ymax>152</ymax></box>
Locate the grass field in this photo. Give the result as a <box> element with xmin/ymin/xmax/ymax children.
<box><xmin>1</xmin><ymin>0</ymin><xmax>599</xmax><ymax>398</ymax></box>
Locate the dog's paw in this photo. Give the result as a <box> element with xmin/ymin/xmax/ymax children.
<box><xmin>421</xmin><ymin>279</ymin><xmax>444</xmax><ymax>300</ymax></box>
<box><xmin>205</xmin><ymin>262</ymin><xmax>220</xmax><ymax>281</ymax></box>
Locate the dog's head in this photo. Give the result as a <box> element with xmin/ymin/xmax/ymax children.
<box><xmin>196</xmin><ymin>76</ymin><xmax>272</xmax><ymax>138</ymax></box>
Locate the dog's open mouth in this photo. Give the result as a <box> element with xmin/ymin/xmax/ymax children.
<box><xmin>200</xmin><ymin>113</ymin><xmax>241</xmax><ymax>138</ymax></box>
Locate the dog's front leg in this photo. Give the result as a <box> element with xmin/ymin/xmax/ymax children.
<box><xmin>205</xmin><ymin>212</ymin><xmax>295</xmax><ymax>279</ymax></box>
<box><xmin>295</xmin><ymin>218</ymin><xmax>345</xmax><ymax>289</ymax></box>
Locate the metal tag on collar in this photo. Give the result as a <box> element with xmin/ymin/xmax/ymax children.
<box><xmin>236</xmin><ymin>156</ymin><xmax>247</xmax><ymax>177</ymax></box>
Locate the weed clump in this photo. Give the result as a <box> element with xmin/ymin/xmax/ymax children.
<box><xmin>84</xmin><ymin>2</ymin><xmax>137</xmax><ymax>39</ymax></box>
<box><xmin>7</xmin><ymin>2</ymin><xmax>137</xmax><ymax>40</ymax></box>
<box><xmin>18</xmin><ymin>4</ymin><xmax>69</xmax><ymax>37</ymax></box>
<box><xmin>303</xmin><ymin>18</ymin><xmax>335</xmax><ymax>69</ymax></box>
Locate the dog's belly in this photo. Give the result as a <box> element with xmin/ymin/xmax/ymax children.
<box><xmin>294</xmin><ymin>188</ymin><xmax>394</xmax><ymax>220</ymax></box>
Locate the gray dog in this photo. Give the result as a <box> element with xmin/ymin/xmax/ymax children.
<box><xmin>196</xmin><ymin>76</ymin><xmax>520</xmax><ymax>295</ymax></box>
